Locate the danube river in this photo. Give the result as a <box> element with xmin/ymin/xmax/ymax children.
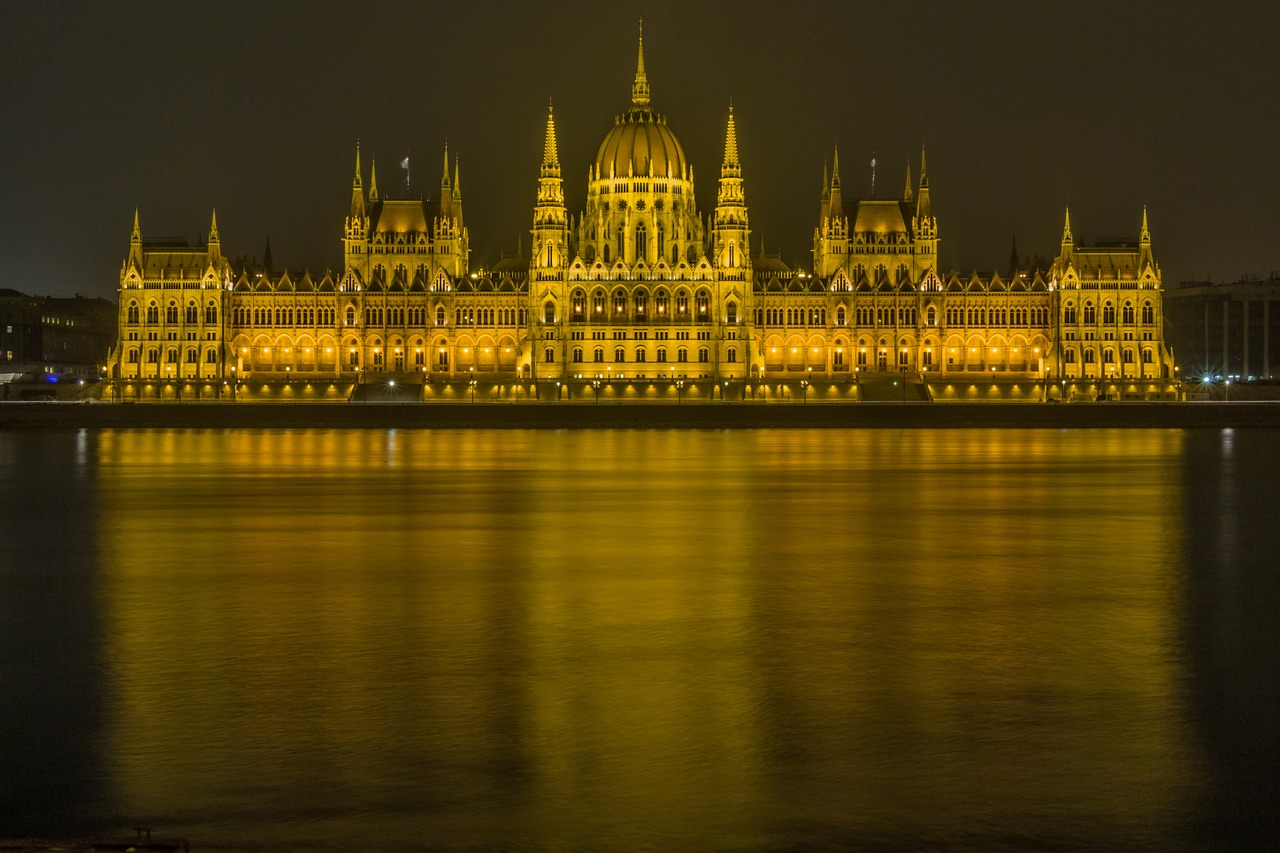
<box><xmin>1</xmin><ymin>428</ymin><xmax>1276</xmax><ymax>851</ymax></box>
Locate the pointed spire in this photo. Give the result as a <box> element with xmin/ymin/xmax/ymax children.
<box><xmin>903</xmin><ymin>161</ymin><xmax>914</xmax><ymax>203</ymax></box>
<box><xmin>631</xmin><ymin>19</ymin><xmax>651</xmax><ymax>107</ymax></box>
<box><xmin>453</xmin><ymin>158</ymin><xmax>461</xmax><ymax>195</ymax></box>
<box><xmin>543</xmin><ymin>100</ymin><xmax>560</xmax><ymax>172</ymax></box>
<box><xmin>130</xmin><ymin>208</ymin><xmax>141</xmax><ymax>243</ymax></box>
<box><xmin>721</xmin><ymin>101</ymin><xmax>740</xmax><ymax>173</ymax></box>
<box><xmin>369</xmin><ymin>158</ymin><xmax>379</xmax><ymax>203</ymax></box>
<box><xmin>919</xmin><ymin>145</ymin><xmax>929</xmax><ymax>188</ymax></box>
<box><xmin>1062</xmin><ymin>208</ymin><xmax>1073</xmax><ymax>244</ymax></box>
<box><xmin>1140</xmin><ymin>206</ymin><xmax>1150</xmax><ymax>243</ymax></box>
<box><xmin>352</xmin><ymin>142</ymin><xmax>362</xmax><ymax>189</ymax></box>
<box><xmin>821</xmin><ymin>161</ymin><xmax>829</xmax><ymax>198</ymax></box>
<box><xmin>441</xmin><ymin>142</ymin><xmax>451</xmax><ymax>189</ymax></box>
<box><xmin>209</xmin><ymin>209</ymin><xmax>219</xmax><ymax>244</ymax></box>
<box><xmin>831</xmin><ymin>143</ymin><xmax>842</xmax><ymax>189</ymax></box>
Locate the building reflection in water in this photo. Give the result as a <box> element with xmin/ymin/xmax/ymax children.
<box><xmin>77</xmin><ymin>427</ymin><xmax>1269</xmax><ymax>849</ymax></box>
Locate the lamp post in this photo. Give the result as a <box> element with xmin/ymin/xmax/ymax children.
<box><xmin>469</xmin><ymin>367</ymin><xmax>477</xmax><ymax>403</ymax></box>
<box><xmin>675</xmin><ymin>379</ymin><xmax>685</xmax><ymax>404</ymax></box>
<box><xmin>1225</xmin><ymin>378</ymin><xmax>1231</xmax><ymax>402</ymax></box>
<box><xmin>592</xmin><ymin>378</ymin><xmax>601</xmax><ymax>404</ymax></box>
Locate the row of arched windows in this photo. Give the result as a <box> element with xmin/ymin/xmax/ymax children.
<box><xmin>124</xmin><ymin>347</ymin><xmax>218</xmax><ymax>364</ymax></box>
<box><xmin>126</xmin><ymin>300</ymin><xmax>217</xmax><ymax>325</ymax></box>
<box><xmin>1063</xmin><ymin>347</ymin><xmax>1156</xmax><ymax>365</ymax></box>
<box><xmin>568</xmin><ymin>346</ymin><xmax>732</xmax><ymax>364</ymax></box>
<box><xmin>1063</xmin><ymin>300</ymin><xmax>1155</xmax><ymax>325</ymax></box>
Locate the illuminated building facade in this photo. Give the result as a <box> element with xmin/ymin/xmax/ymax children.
<box><xmin>106</xmin><ymin>27</ymin><xmax>1178</xmax><ymax>401</ymax></box>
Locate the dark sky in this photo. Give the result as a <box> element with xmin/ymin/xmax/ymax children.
<box><xmin>4</xmin><ymin>0</ymin><xmax>1279</xmax><ymax>300</ymax></box>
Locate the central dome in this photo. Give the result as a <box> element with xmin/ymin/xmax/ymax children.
<box><xmin>593</xmin><ymin>22</ymin><xmax>688</xmax><ymax>181</ymax></box>
<box><xmin>595</xmin><ymin>109</ymin><xmax>687</xmax><ymax>179</ymax></box>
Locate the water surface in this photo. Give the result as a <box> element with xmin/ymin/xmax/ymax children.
<box><xmin>1</xmin><ymin>428</ymin><xmax>1276</xmax><ymax>850</ymax></box>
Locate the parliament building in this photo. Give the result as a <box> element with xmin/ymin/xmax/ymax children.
<box><xmin>107</xmin><ymin>28</ymin><xmax>1179</xmax><ymax>402</ymax></box>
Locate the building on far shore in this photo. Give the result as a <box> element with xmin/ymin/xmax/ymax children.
<box><xmin>1165</xmin><ymin>276</ymin><xmax>1280</xmax><ymax>385</ymax></box>
<box><xmin>104</xmin><ymin>26</ymin><xmax>1180</xmax><ymax>403</ymax></box>
<box><xmin>1</xmin><ymin>288</ymin><xmax>116</xmax><ymax>399</ymax></box>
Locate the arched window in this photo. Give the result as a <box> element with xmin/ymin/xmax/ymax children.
<box><xmin>836</xmin><ymin>306</ymin><xmax>846</xmax><ymax>326</ymax></box>
<box><xmin>655</xmin><ymin>291</ymin><xmax>669</xmax><ymax>315</ymax></box>
<box><xmin>544</xmin><ymin>347</ymin><xmax>555</xmax><ymax>363</ymax></box>
<box><xmin>572</xmin><ymin>347</ymin><xmax>583</xmax><ymax>363</ymax></box>
<box><xmin>635</xmin><ymin>222</ymin><xmax>647</xmax><ymax>262</ymax></box>
<box><xmin>657</xmin><ymin>346</ymin><xmax>667</xmax><ymax>362</ymax></box>
<box><xmin>1083</xmin><ymin>302</ymin><xmax>1096</xmax><ymax>324</ymax></box>
<box><xmin>205</xmin><ymin>302</ymin><xmax>218</xmax><ymax>324</ymax></box>
<box><xmin>728</xmin><ymin>243</ymin><xmax>736</xmax><ymax>267</ymax></box>
<box><xmin>1123</xmin><ymin>349</ymin><xmax>1135</xmax><ymax>364</ymax></box>
<box><xmin>1083</xmin><ymin>349</ymin><xmax>1096</xmax><ymax>364</ymax></box>
<box><xmin>657</xmin><ymin>223</ymin><xmax>665</xmax><ymax>261</ymax></box>
<box><xmin>677</xmin><ymin>347</ymin><xmax>688</xmax><ymax>363</ymax></box>
<box><xmin>185</xmin><ymin>302</ymin><xmax>198</xmax><ymax>324</ymax></box>
<box><xmin>127</xmin><ymin>302</ymin><xmax>139</xmax><ymax>323</ymax></box>
<box><xmin>146</xmin><ymin>348</ymin><xmax>158</xmax><ymax>363</ymax></box>
<box><xmin>636</xmin><ymin>347</ymin><xmax>647</xmax><ymax>363</ymax></box>
<box><xmin>165</xmin><ymin>347</ymin><xmax>177</xmax><ymax>363</ymax></box>
<box><xmin>613</xmin><ymin>289</ymin><xmax>627</xmax><ymax>315</ymax></box>
<box><xmin>345</xmin><ymin>306</ymin><xmax>355</xmax><ymax>325</ymax></box>
<box><xmin>1103</xmin><ymin>302</ymin><xmax>1116</xmax><ymax>324</ymax></box>
<box><xmin>1103</xmin><ymin>347</ymin><xmax>1115</xmax><ymax>364</ymax></box>
<box><xmin>544</xmin><ymin>301</ymin><xmax>555</xmax><ymax>323</ymax></box>
<box><xmin>698</xmin><ymin>347</ymin><xmax>709</xmax><ymax>363</ymax></box>
<box><xmin>926</xmin><ymin>306</ymin><xmax>936</xmax><ymax>325</ymax></box>
<box><xmin>166</xmin><ymin>302</ymin><xmax>178</xmax><ymax>323</ymax></box>
<box><xmin>695</xmin><ymin>291</ymin><xmax>710</xmax><ymax>316</ymax></box>
<box><xmin>1063</xmin><ymin>303</ymin><xmax>1077</xmax><ymax>325</ymax></box>
<box><xmin>1142</xmin><ymin>301</ymin><xmax>1154</xmax><ymax>324</ymax></box>
<box><xmin>435</xmin><ymin>306</ymin><xmax>445</xmax><ymax>325</ymax></box>
<box><xmin>127</xmin><ymin>348</ymin><xmax>139</xmax><ymax>363</ymax></box>
<box><xmin>205</xmin><ymin>349</ymin><xmax>217</xmax><ymax>364</ymax></box>
<box><xmin>594</xmin><ymin>347</ymin><xmax>604</xmax><ymax>363</ymax></box>
<box><xmin>146</xmin><ymin>302</ymin><xmax>159</xmax><ymax>323</ymax></box>
<box><xmin>185</xmin><ymin>348</ymin><xmax>198</xmax><ymax>363</ymax></box>
<box><xmin>615</xmin><ymin>347</ymin><xmax>625</xmax><ymax>362</ymax></box>
<box><xmin>1122</xmin><ymin>302</ymin><xmax>1135</xmax><ymax>323</ymax></box>
<box><xmin>727</xmin><ymin>301</ymin><xmax>738</xmax><ymax>323</ymax></box>
<box><xmin>1142</xmin><ymin>348</ymin><xmax>1154</xmax><ymax>364</ymax></box>
<box><xmin>727</xmin><ymin>347</ymin><xmax>737</xmax><ymax>363</ymax></box>
<box><xmin>1065</xmin><ymin>349</ymin><xmax>1077</xmax><ymax>364</ymax></box>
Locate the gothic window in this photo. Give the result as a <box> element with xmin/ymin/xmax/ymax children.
<box><xmin>437</xmin><ymin>347</ymin><xmax>448</xmax><ymax>366</ymax></box>
<box><xmin>1123</xmin><ymin>348</ymin><xmax>1135</xmax><ymax>364</ymax></box>
<box><xmin>594</xmin><ymin>347</ymin><xmax>604</xmax><ymax>362</ymax></box>
<box><xmin>636</xmin><ymin>347</ymin><xmax>647</xmax><ymax>363</ymax></box>
<box><xmin>544</xmin><ymin>347</ymin><xmax>555</xmax><ymax>363</ymax></box>
<box><xmin>657</xmin><ymin>223</ymin><xmax>665</xmax><ymax>260</ymax></box>
<box><xmin>617</xmin><ymin>224</ymin><xmax>624</xmax><ymax>260</ymax></box>
<box><xmin>186</xmin><ymin>348</ymin><xmax>198</xmax><ymax>363</ymax></box>
<box><xmin>695</xmin><ymin>291</ymin><xmax>709</xmax><ymax>316</ymax></box>
<box><xmin>1083</xmin><ymin>302</ymin><xmax>1096</xmax><ymax>324</ymax></box>
<box><xmin>1103</xmin><ymin>302</ymin><xmax>1116</xmax><ymax>324</ymax></box>
<box><xmin>657</xmin><ymin>346</ymin><xmax>667</xmax><ymax>362</ymax></box>
<box><xmin>165</xmin><ymin>347</ymin><xmax>177</xmax><ymax>363</ymax></box>
<box><xmin>1142</xmin><ymin>348</ymin><xmax>1154</xmax><ymax>364</ymax></box>
<box><xmin>205</xmin><ymin>302</ymin><xmax>217</xmax><ymax>324</ymax></box>
<box><xmin>1103</xmin><ymin>347</ymin><xmax>1115</xmax><ymax>364</ymax></box>
<box><xmin>615</xmin><ymin>347</ymin><xmax>625</xmax><ymax>362</ymax></box>
<box><xmin>545</xmin><ymin>301</ymin><xmax>556</xmax><ymax>323</ymax></box>
<box><xmin>635</xmin><ymin>223</ymin><xmax>647</xmax><ymax>261</ymax></box>
<box><xmin>1123</xmin><ymin>302</ymin><xmax>1135</xmax><ymax>323</ymax></box>
<box><xmin>345</xmin><ymin>306</ymin><xmax>355</xmax><ymax>325</ymax></box>
<box><xmin>163</xmin><ymin>302</ymin><xmax>176</xmax><ymax>323</ymax></box>
<box><xmin>127</xmin><ymin>302</ymin><xmax>139</xmax><ymax>323</ymax></box>
<box><xmin>1142</xmin><ymin>301</ymin><xmax>1154</xmax><ymax>324</ymax></box>
<box><xmin>635</xmin><ymin>292</ymin><xmax>648</xmax><ymax>316</ymax></box>
<box><xmin>926</xmin><ymin>306</ymin><xmax>936</xmax><ymax>325</ymax></box>
<box><xmin>677</xmin><ymin>347</ymin><xmax>688</xmax><ymax>363</ymax></box>
<box><xmin>1064</xmin><ymin>304</ymin><xmax>1077</xmax><ymax>324</ymax></box>
<box><xmin>675</xmin><ymin>293</ymin><xmax>689</xmax><ymax>315</ymax></box>
<box><xmin>146</xmin><ymin>348</ymin><xmax>158</xmax><ymax>363</ymax></box>
<box><xmin>593</xmin><ymin>290</ymin><xmax>606</xmax><ymax>316</ymax></box>
<box><xmin>127</xmin><ymin>348</ymin><xmax>139</xmax><ymax>363</ymax></box>
<box><xmin>698</xmin><ymin>347</ymin><xmax>709</xmax><ymax>363</ymax></box>
<box><xmin>655</xmin><ymin>291</ymin><xmax>669</xmax><ymax>315</ymax></box>
<box><xmin>1083</xmin><ymin>349</ymin><xmax>1096</xmax><ymax>364</ymax></box>
<box><xmin>1065</xmin><ymin>349</ymin><xmax>1077</xmax><ymax>364</ymax></box>
<box><xmin>728</xmin><ymin>243</ymin><xmax>736</xmax><ymax>267</ymax></box>
<box><xmin>614</xmin><ymin>289</ymin><xmax>627</xmax><ymax>315</ymax></box>
<box><xmin>573</xmin><ymin>347</ymin><xmax>583</xmax><ymax>363</ymax></box>
<box><xmin>727</xmin><ymin>347</ymin><xmax>736</xmax><ymax>363</ymax></box>
<box><xmin>836</xmin><ymin>306</ymin><xmax>846</xmax><ymax>326</ymax></box>
<box><xmin>205</xmin><ymin>349</ymin><xmax>217</xmax><ymax>364</ymax></box>
<box><xmin>727</xmin><ymin>301</ymin><xmax>738</xmax><ymax>324</ymax></box>
<box><xmin>687</xmin><ymin>245</ymin><xmax>697</xmax><ymax>265</ymax></box>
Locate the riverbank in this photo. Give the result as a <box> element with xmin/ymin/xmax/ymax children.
<box><xmin>3</xmin><ymin>401</ymin><xmax>1280</xmax><ymax>429</ymax></box>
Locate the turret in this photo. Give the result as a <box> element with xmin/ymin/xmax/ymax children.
<box><xmin>368</xmin><ymin>158</ymin><xmax>379</xmax><ymax>204</ymax></box>
<box><xmin>632</xmin><ymin>20</ymin><xmax>650</xmax><ymax>108</ymax></box>
<box><xmin>713</xmin><ymin>102</ymin><xmax>749</xmax><ymax>272</ymax></box>
<box><xmin>129</xmin><ymin>209</ymin><xmax>143</xmax><ymax>267</ymax></box>
<box><xmin>532</xmin><ymin>101</ymin><xmax>568</xmax><ymax>272</ymax></box>
<box><xmin>1139</xmin><ymin>207</ymin><xmax>1154</xmax><ymax>270</ymax></box>
<box><xmin>208</xmin><ymin>209</ymin><xmax>221</xmax><ymax>263</ymax></box>
<box><xmin>350</xmin><ymin>143</ymin><xmax>365</xmax><ymax>220</ymax></box>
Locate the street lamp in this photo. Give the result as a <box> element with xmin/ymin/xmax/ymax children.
<box><xmin>592</xmin><ymin>378</ymin><xmax>602</xmax><ymax>404</ymax></box>
<box><xmin>675</xmin><ymin>379</ymin><xmax>685</xmax><ymax>404</ymax></box>
<box><xmin>800</xmin><ymin>377</ymin><xmax>809</xmax><ymax>404</ymax></box>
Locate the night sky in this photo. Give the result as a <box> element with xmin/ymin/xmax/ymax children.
<box><xmin>4</xmin><ymin>0</ymin><xmax>1278</xmax><ymax>300</ymax></box>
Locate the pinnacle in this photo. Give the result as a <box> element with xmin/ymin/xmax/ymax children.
<box><xmin>631</xmin><ymin>19</ymin><xmax>650</xmax><ymax>107</ymax></box>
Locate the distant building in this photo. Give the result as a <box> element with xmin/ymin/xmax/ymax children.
<box><xmin>1</xmin><ymin>288</ymin><xmax>116</xmax><ymax>395</ymax></box>
<box><xmin>105</xmin><ymin>25</ymin><xmax>1178</xmax><ymax>402</ymax></box>
<box><xmin>1164</xmin><ymin>277</ymin><xmax>1280</xmax><ymax>382</ymax></box>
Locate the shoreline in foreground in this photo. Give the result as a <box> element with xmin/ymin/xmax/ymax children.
<box><xmin>2</xmin><ymin>401</ymin><xmax>1280</xmax><ymax>430</ymax></box>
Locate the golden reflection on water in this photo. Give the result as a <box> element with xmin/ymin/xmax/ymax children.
<box><xmin>93</xmin><ymin>428</ymin><xmax>1193</xmax><ymax>849</ymax></box>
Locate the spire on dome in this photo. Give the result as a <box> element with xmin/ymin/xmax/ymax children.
<box><xmin>1140</xmin><ymin>206</ymin><xmax>1150</xmax><ymax>243</ymax></box>
<box><xmin>631</xmin><ymin>19</ymin><xmax>650</xmax><ymax>107</ymax></box>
